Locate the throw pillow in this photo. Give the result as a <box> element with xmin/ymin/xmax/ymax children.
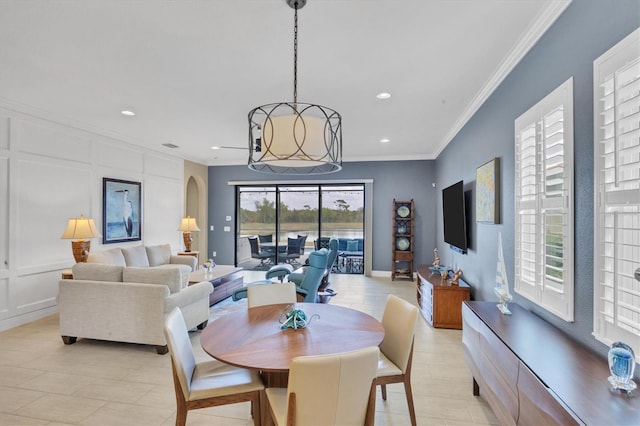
<box><xmin>86</xmin><ymin>248</ymin><xmax>126</xmax><ymax>266</ymax></box>
<box><xmin>123</xmin><ymin>267</ymin><xmax>182</xmax><ymax>294</ymax></box>
<box><xmin>122</xmin><ymin>246</ymin><xmax>150</xmax><ymax>267</ymax></box>
<box><xmin>346</xmin><ymin>240</ymin><xmax>359</xmax><ymax>252</ymax></box>
<box><xmin>146</xmin><ymin>244</ymin><xmax>172</xmax><ymax>267</ymax></box>
<box><xmin>72</xmin><ymin>263</ymin><xmax>124</xmax><ymax>282</ymax></box>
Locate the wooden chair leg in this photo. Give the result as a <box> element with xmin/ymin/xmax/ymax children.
<box><xmin>381</xmin><ymin>383</ymin><xmax>387</xmax><ymax>400</ymax></box>
<box><xmin>175</xmin><ymin>404</ymin><xmax>187</xmax><ymax>426</ymax></box>
<box><xmin>251</xmin><ymin>391</ymin><xmax>261</xmax><ymax>426</ymax></box>
<box><xmin>403</xmin><ymin>377</ymin><xmax>416</xmax><ymax>426</ymax></box>
<box><xmin>365</xmin><ymin>381</ymin><xmax>376</xmax><ymax>426</ymax></box>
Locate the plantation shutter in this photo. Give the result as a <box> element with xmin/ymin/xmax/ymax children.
<box><xmin>515</xmin><ymin>78</ymin><xmax>574</xmax><ymax>321</ymax></box>
<box><xmin>593</xmin><ymin>28</ymin><xmax>640</xmax><ymax>351</ymax></box>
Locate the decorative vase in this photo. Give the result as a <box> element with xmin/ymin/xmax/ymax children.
<box><xmin>608</xmin><ymin>341</ymin><xmax>637</xmax><ymax>392</ymax></box>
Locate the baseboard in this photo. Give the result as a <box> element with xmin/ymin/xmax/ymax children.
<box><xmin>0</xmin><ymin>306</ymin><xmax>58</xmax><ymax>332</ymax></box>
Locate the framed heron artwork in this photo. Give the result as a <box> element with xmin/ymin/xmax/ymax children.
<box><xmin>102</xmin><ymin>178</ymin><xmax>141</xmax><ymax>243</ymax></box>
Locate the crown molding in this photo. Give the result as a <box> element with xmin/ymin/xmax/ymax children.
<box><xmin>434</xmin><ymin>0</ymin><xmax>572</xmax><ymax>158</ymax></box>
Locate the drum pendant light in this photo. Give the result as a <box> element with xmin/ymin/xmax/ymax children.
<box><xmin>248</xmin><ymin>0</ymin><xmax>342</xmax><ymax>175</ymax></box>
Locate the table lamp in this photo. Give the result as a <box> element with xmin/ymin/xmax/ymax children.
<box><xmin>177</xmin><ymin>216</ymin><xmax>200</xmax><ymax>252</ymax></box>
<box><xmin>61</xmin><ymin>214</ymin><xmax>101</xmax><ymax>263</ymax></box>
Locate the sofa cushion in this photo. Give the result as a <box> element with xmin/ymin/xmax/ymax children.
<box><xmin>123</xmin><ymin>267</ymin><xmax>183</xmax><ymax>294</ymax></box>
<box><xmin>122</xmin><ymin>246</ymin><xmax>150</xmax><ymax>267</ymax></box>
<box><xmin>72</xmin><ymin>263</ymin><xmax>124</xmax><ymax>282</ymax></box>
<box><xmin>146</xmin><ymin>244</ymin><xmax>172</xmax><ymax>267</ymax></box>
<box><xmin>86</xmin><ymin>248</ymin><xmax>126</xmax><ymax>266</ymax></box>
<box><xmin>346</xmin><ymin>240</ymin><xmax>359</xmax><ymax>252</ymax></box>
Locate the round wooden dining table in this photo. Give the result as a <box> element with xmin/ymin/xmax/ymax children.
<box><xmin>200</xmin><ymin>302</ymin><xmax>384</xmax><ymax>387</ymax></box>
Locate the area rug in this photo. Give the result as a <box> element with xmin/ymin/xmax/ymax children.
<box><xmin>209</xmin><ymin>297</ymin><xmax>248</xmax><ymax>322</ymax></box>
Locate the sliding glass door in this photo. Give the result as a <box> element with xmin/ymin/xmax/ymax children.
<box><xmin>236</xmin><ymin>184</ymin><xmax>364</xmax><ymax>271</ymax></box>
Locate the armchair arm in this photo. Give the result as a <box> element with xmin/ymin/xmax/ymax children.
<box><xmin>170</xmin><ymin>255</ymin><xmax>197</xmax><ymax>271</ymax></box>
<box><xmin>287</xmin><ymin>272</ymin><xmax>304</xmax><ymax>286</ymax></box>
<box><xmin>165</xmin><ymin>281</ymin><xmax>213</xmax><ymax>313</ymax></box>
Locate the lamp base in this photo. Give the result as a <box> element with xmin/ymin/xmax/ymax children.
<box><xmin>71</xmin><ymin>240</ymin><xmax>91</xmax><ymax>263</ymax></box>
<box><xmin>183</xmin><ymin>232</ymin><xmax>192</xmax><ymax>252</ymax></box>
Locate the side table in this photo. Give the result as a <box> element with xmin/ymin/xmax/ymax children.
<box><xmin>178</xmin><ymin>251</ymin><xmax>200</xmax><ymax>268</ymax></box>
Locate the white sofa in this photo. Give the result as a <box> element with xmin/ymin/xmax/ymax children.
<box><xmin>87</xmin><ymin>244</ymin><xmax>198</xmax><ymax>271</ymax></box>
<box><xmin>58</xmin><ymin>262</ymin><xmax>213</xmax><ymax>354</ymax></box>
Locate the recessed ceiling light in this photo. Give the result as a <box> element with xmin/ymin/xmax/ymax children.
<box><xmin>120</xmin><ymin>110</ymin><xmax>135</xmax><ymax>116</ymax></box>
<box><xmin>380</xmin><ymin>138</ymin><xmax>391</xmax><ymax>143</ymax></box>
<box><xmin>211</xmin><ymin>146</ymin><xmax>221</xmax><ymax>150</ymax></box>
<box><xmin>376</xmin><ymin>92</ymin><xmax>391</xmax><ymax>100</ymax></box>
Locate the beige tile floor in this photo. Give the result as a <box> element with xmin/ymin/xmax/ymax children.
<box><xmin>0</xmin><ymin>271</ymin><xmax>499</xmax><ymax>426</ymax></box>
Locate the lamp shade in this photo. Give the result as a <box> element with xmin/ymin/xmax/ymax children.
<box><xmin>177</xmin><ymin>217</ymin><xmax>200</xmax><ymax>232</ymax></box>
<box><xmin>60</xmin><ymin>215</ymin><xmax>101</xmax><ymax>240</ymax></box>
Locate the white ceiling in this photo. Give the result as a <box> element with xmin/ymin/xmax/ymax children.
<box><xmin>0</xmin><ymin>0</ymin><xmax>570</xmax><ymax>167</ymax></box>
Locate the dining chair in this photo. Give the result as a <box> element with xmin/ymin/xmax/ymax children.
<box><xmin>247</xmin><ymin>282</ymin><xmax>297</xmax><ymax>308</ymax></box>
<box><xmin>163</xmin><ymin>308</ymin><xmax>264</xmax><ymax>426</ymax></box>
<box><xmin>374</xmin><ymin>294</ymin><xmax>419</xmax><ymax>426</ymax></box>
<box><xmin>265</xmin><ymin>346</ymin><xmax>380</xmax><ymax>426</ymax></box>
<box><xmin>258</xmin><ymin>234</ymin><xmax>273</xmax><ymax>243</ymax></box>
<box><xmin>249</xmin><ymin>236</ymin><xmax>272</xmax><ymax>267</ymax></box>
<box><xmin>283</xmin><ymin>237</ymin><xmax>302</xmax><ymax>264</ymax></box>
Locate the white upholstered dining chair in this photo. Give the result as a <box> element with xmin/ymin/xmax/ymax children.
<box><xmin>163</xmin><ymin>308</ymin><xmax>264</xmax><ymax>426</ymax></box>
<box><xmin>247</xmin><ymin>282</ymin><xmax>297</xmax><ymax>308</ymax></box>
<box><xmin>265</xmin><ymin>346</ymin><xmax>380</xmax><ymax>426</ymax></box>
<box><xmin>374</xmin><ymin>294</ymin><xmax>419</xmax><ymax>426</ymax></box>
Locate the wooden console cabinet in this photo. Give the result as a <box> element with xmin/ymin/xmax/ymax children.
<box><xmin>462</xmin><ymin>301</ymin><xmax>639</xmax><ymax>425</ymax></box>
<box><xmin>417</xmin><ymin>265</ymin><xmax>470</xmax><ymax>329</ymax></box>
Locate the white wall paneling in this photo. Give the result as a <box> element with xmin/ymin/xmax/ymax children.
<box><xmin>0</xmin><ymin>105</ymin><xmax>186</xmax><ymax>331</ymax></box>
<box><xmin>0</xmin><ymin>112</ymin><xmax>9</xmax><ymax>149</ymax></box>
<box><xmin>0</xmin><ymin>157</ymin><xmax>8</xmax><ymax>272</ymax></box>
<box><xmin>17</xmin><ymin>158</ymin><xmax>93</xmax><ymax>269</ymax></box>
<box><xmin>95</xmin><ymin>139</ymin><xmax>144</xmax><ymax>173</ymax></box>
<box><xmin>14</xmin><ymin>116</ymin><xmax>92</xmax><ymax>163</ymax></box>
<box><xmin>145</xmin><ymin>151</ymin><xmax>182</xmax><ymax>180</ymax></box>
<box><xmin>0</xmin><ymin>278</ymin><xmax>7</xmax><ymax>318</ymax></box>
<box><xmin>143</xmin><ymin>175</ymin><xmax>183</xmax><ymax>250</ymax></box>
<box><xmin>13</xmin><ymin>271</ymin><xmax>58</xmax><ymax>315</ymax></box>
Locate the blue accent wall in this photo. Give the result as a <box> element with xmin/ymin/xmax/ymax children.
<box><xmin>434</xmin><ymin>0</ymin><xmax>639</xmax><ymax>359</ymax></box>
<box><xmin>208</xmin><ymin>160</ymin><xmax>436</xmax><ymax>271</ymax></box>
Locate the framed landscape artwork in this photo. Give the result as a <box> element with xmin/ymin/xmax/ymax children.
<box><xmin>476</xmin><ymin>157</ymin><xmax>500</xmax><ymax>224</ymax></box>
<box><xmin>103</xmin><ymin>178</ymin><xmax>141</xmax><ymax>243</ymax></box>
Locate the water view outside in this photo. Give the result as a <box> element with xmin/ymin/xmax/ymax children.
<box><xmin>237</xmin><ymin>185</ymin><xmax>364</xmax><ymax>263</ymax></box>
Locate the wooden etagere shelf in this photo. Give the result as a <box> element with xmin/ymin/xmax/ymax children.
<box><xmin>391</xmin><ymin>199</ymin><xmax>414</xmax><ymax>281</ymax></box>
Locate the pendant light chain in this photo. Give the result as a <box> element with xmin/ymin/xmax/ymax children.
<box><xmin>293</xmin><ymin>2</ymin><xmax>299</xmax><ymax>104</ymax></box>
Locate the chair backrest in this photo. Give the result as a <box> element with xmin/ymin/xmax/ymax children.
<box><xmin>287</xmin><ymin>237</ymin><xmax>301</xmax><ymax>255</ymax></box>
<box><xmin>379</xmin><ymin>295</ymin><xmax>419</xmax><ymax>373</ymax></box>
<box><xmin>248</xmin><ymin>237</ymin><xmax>260</xmax><ymax>255</ymax></box>
<box><xmin>297</xmin><ymin>235</ymin><xmax>307</xmax><ymax>254</ymax></box>
<box><xmin>258</xmin><ymin>234</ymin><xmax>273</xmax><ymax>243</ymax></box>
<box><xmin>247</xmin><ymin>282</ymin><xmax>297</xmax><ymax>307</ymax></box>
<box><xmin>286</xmin><ymin>346</ymin><xmax>379</xmax><ymax>425</ymax></box>
<box><xmin>315</xmin><ymin>237</ymin><xmax>330</xmax><ymax>250</ymax></box>
<box><xmin>298</xmin><ymin>249</ymin><xmax>328</xmax><ymax>302</ymax></box>
<box><xmin>326</xmin><ymin>238</ymin><xmax>339</xmax><ymax>270</ymax></box>
<box><xmin>163</xmin><ymin>308</ymin><xmax>197</xmax><ymax>399</ymax></box>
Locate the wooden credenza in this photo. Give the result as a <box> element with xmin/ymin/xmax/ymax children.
<box><xmin>462</xmin><ymin>301</ymin><xmax>639</xmax><ymax>425</ymax></box>
<box><xmin>417</xmin><ymin>265</ymin><xmax>470</xmax><ymax>329</ymax></box>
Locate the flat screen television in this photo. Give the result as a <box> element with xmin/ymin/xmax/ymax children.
<box><xmin>442</xmin><ymin>180</ymin><xmax>468</xmax><ymax>253</ymax></box>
